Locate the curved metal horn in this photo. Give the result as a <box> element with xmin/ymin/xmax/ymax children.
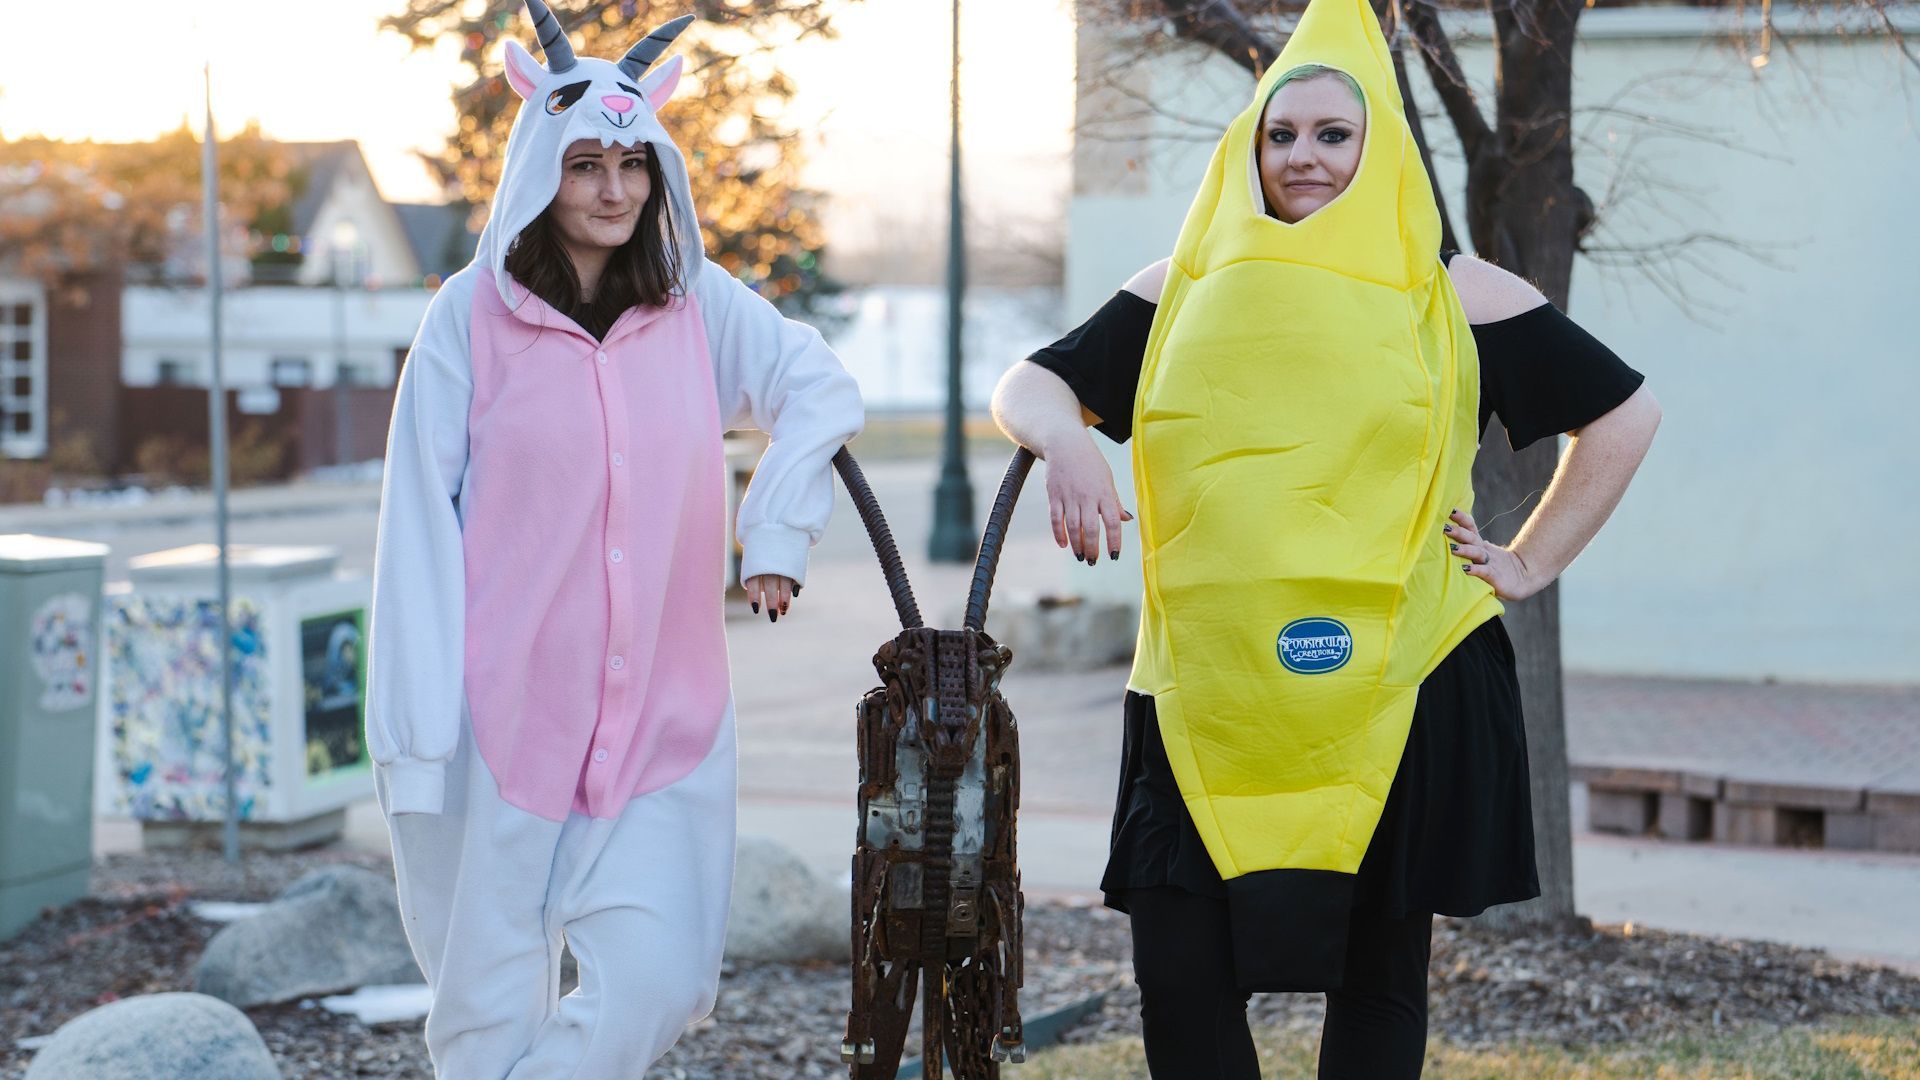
<box><xmin>618</xmin><ymin>13</ymin><xmax>695</xmax><ymax>81</ymax></box>
<box><xmin>523</xmin><ymin>0</ymin><xmax>578</xmax><ymax>74</ymax></box>
<box><xmin>964</xmin><ymin>447</ymin><xmax>1037</xmax><ymax>633</ymax></box>
<box><xmin>832</xmin><ymin>447</ymin><xmax>925</xmax><ymax>631</ymax></box>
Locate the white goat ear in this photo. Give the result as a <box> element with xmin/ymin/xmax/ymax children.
<box><xmin>504</xmin><ymin>39</ymin><xmax>546</xmax><ymax>100</ymax></box>
<box><xmin>639</xmin><ymin>54</ymin><xmax>684</xmax><ymax>112</ymax></box>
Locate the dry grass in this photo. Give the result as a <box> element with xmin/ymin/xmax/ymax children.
<box><xmin>1023</xmin><ymin>1016</ymin><xmax>1920</xmax><ymax>1078</ymax></box>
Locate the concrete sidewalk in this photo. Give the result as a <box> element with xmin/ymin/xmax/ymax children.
<box><xmin>0</xmin><ymin>476</ymin><xmax>383</xmax><ymax>534</ymax></box>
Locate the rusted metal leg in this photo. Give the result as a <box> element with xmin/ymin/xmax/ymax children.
<box><xmin>850</xmin><ymin>957</ymin><xmax>918</xmax><ymax>1078</ymax></box>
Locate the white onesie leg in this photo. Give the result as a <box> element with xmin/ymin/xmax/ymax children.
<box><xmin>508</xmin><ymin>717</ymin><xmax>736</xmax><ymax>1078</ymax></box>
<box><xmin>379</xmin><ymin>706</ymin><xmax>738</xmax><ymax>1080</ymax></box>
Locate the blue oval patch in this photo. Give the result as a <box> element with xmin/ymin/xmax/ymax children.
<box><xmin>1276</xmin><ymin>618</ymin><xmax>1353</xmax><ymax>675</ymax></box>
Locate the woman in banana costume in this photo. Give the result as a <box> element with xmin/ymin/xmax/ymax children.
<box><xmin>993</xmin><ymin>0</ymin><xmax>1660</xmax><ymax>1074</ymax></box>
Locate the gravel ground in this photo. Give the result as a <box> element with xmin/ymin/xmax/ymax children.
<box><xmin>5</xmin><ymin>850</ymin><xmax>1919</xmax><ymax>1078</ymax></box>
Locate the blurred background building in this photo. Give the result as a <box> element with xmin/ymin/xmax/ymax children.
<box><xmin>1068</xmin><ymin>3</ymin><xmax>1920</xmax><ymax>685</ymax></box>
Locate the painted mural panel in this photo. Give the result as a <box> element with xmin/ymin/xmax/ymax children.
<box><xmin>105</xmin><ymin>596</ymin><xmax>272</xmax><ymax>820</ymax></box>
<box><xmin>301</xmin><ymin>608</ymin><xmax>367</xmax><ymax>778</ymax></box>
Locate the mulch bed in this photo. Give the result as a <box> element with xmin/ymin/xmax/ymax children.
<box><xmin>4</xmin><ymin>850</ymin><xmax>1918</xmax><ymax>1078</ymax></box>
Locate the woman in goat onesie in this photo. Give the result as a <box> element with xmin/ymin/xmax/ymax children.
<box><xmin>364</xmin><ymin>5</ymin><xmax>864</xmax><ymax>1077</ymax></box>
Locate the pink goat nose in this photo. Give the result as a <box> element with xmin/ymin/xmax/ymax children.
<box><xmin>601</xmin><ymin>94</ymin><xmax>635</xmax><ymax>114</ymax></box>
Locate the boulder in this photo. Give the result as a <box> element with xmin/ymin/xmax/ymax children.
<box><xmin>23</xmin><ymin>992</ymin><xmax>280</xmax><ymax>1080</ymax></box>
<box><xmin>194</xmin><ymin>865</ymin><xmax>421</xmax><ymax>1007</ymax></box>
<box><xmin>725</xmin><ymin>836</ymin><xmax>847</xmax><ymax>963</ymax></box>
<box><xmin>979</xmin><ymin>593</ymin><xmax>1135</xmax><ymax>671</ymax></box>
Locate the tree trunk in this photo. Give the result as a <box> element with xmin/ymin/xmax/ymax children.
<box><xmin>1464</xmin><ymin>0</ymin><xmax>1589</xmax><ymax>933</ymax></box>
<box><xmin>1468</xmin><ymin>432</ymin><xmax>1580</xmax><ymax>933</ymax></box>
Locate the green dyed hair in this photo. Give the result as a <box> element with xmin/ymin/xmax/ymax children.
<box><xmin>1264</xmin><ymin>64</ymin><xmax>1365</xmax><ymax>111</ymax></box>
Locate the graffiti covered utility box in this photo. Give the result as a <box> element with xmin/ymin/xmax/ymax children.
<box><xmin>94</xmin><ymin>544</ymin><xmax>373</xmax><ymax>847</ymax></box>
<box><xmin>0</xmin><ymin>534</ymin><xmax>109</xmax><ymax>941</ymax></box>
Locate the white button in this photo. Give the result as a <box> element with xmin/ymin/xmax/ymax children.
<box><xmin>611</xmin><ymin>452</ymin><xmax>624</xmax><ymax>467</ymax></box>
<box><xmin>609</xmin><ymin>548</ymin><xmax>623</xmax><ymax>564</ymax></box>
<box><xmin>593</xmin><ymin>748</ymin><xmax>609</xmax><ymax>763</ymax></box>
<box><xmin>595</xmin><ymin>351</ymin><xmax>608</xmax><ymax>365</ymax></box>
<box><xmin>609</xmin><ymin>655</ymin><xmax>625</xmax><ymax>670</ymax></box>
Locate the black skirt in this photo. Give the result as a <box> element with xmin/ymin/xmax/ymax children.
<box><xmin>1100</xmin><ymin>616</ymin><xmax>1541</xmax><ymax>990</ymax></box>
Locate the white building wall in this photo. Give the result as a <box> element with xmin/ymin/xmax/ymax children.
<box><xmin>1068</xmin><ymin>6</ymin><xmax>1920</xmax><ymax>684</ymax></box>
<box><xmin>123</xmin><ymin>286</ymin><xmax>433</xmax><ymax>390</ymax></box>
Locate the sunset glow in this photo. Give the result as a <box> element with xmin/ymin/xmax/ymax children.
<box><xmin>0</xmin><ymin>0</ymin><xmax>1074</xmax><ymax>246</ymax></box>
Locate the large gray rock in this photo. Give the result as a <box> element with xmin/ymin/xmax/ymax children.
<box><xmin>194</xmin><ymin>865</ymin><xmax>422</xmax><ymax>1007</ymax></box>
<box><xmin>24</xmin><ymin>992</ymin><xmax>280</xmax><ymax>1080</ymax></box>
<box><xmin>980</xmin><ymin>593</ymin><xmax>1135</xmax><ymax>672</ymax></box>
<box><xmin>725</xmin><ymin>836</ymin><xmax>847</xmax><ymax>963</ymax></box>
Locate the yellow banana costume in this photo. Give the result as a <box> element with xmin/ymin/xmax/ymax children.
<box><xmin>1130</xmin><ymin>0</ymin><xmax>1503</xmax><ymax>892</ymax></box>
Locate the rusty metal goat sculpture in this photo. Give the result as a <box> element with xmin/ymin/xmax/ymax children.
<box><xmin>832</xmin><ymin>446</ymin><xmax>1036</xmax><ymax>1079</ymax></box>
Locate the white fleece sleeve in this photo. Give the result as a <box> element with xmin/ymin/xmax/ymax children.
<box><xmin>694</xmin><ymin>259</ymin><xmax>865</xmax><ymax>586</ymax></box>
<box><xmin>366</xmin><ymin>271</ymin><xmax>476</xmax><ymax>816</ymax></box>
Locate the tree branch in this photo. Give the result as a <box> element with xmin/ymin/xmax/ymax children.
<box><xmin>1374</xmin><ymin>0</ymin><xmax>1462</xmax><ymax>251</ymax></box>
<box><xmin>1865</xmin><ymin>0</ymin><xmax>1920</xmax><ymax>71</ymax></box>
<box><xmin>1403</xmin><ymin>0</ymin><xmax>1493</xmax><ymax>161</ymax></box>
<box><xmin>1159</xmin><ymin>0</ymin><xmax>1281</xmax><ymax>75</ymax></box>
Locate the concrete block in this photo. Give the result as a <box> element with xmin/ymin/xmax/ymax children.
<box><xmin>1867</xmin><ymin>788</ymin><xmax>1920</xmax><ymax>817</ymax></box>
<box><xmin>1655</xmin><ymin>793</ymin><xmax>1713</xmax><ymax>841</ymax></box>
<box><xmin>1871</xmin><ymin>812</ymin><xmax>1920</xmax><ymax>854</ymax></box>
<box><xmin>1715</xmin><ymin>803</ymin><xmax>1782</xmax><ymax>846</ymax></box>
<box><xmin>1572</xmin><ymin>765</ymin><xmax>1681</xmax><ymax>793</ymax></box>
<box><xmin>1589</xmin><ymin>789</ymin><xmax>1656</xmax><ymax>835</ymax></box>
<box><xmin>1678</xmin><ymin>772</ymin><xmax>1723</xmax><ymax>799</ymax></box>
<box><xmin>1717</xmin><ymin>803</ymin><xmax>1827</xmax><ymax>847</ymax></box>
<box><xmin>982</xmin><ymin>594</ymin><xmax>1135</xmax><ymax>672</ymax></box>
<box><xmin>1569</xmin><ymin>765</ymin><xmax>1720</xmax><ymax>800</ymax></box>
<box><xmin>1825</xmin><ymin>811</ymin><xmax>1877</xmax><ymax>851</ymax></box>
<box><xmin>1721</xmin><ymin>779</ymin><xmax>1864</xmax><ymax>813</ymax></box>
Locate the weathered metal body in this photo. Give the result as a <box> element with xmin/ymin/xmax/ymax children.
<box><xmin>833</xmin><ymin>447</ymin><xmax>1036</xmax><ymax>1079</ymax></box>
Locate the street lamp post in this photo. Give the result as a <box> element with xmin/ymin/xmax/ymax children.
<box><xmin>330</xmin><ymin>222</ymin><xmax>359</xmax><ymax>467</ymax></box>
<box><xmin>928</xmin><ymin>0</ymin><xmax>976</xmax><ymax>563</ymax></box>
<box><xmin>201</xmin><ymin>62</ymin><xmax>239</xmax><ymax>864</ymax></box>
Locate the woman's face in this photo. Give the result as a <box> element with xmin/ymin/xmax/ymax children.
<box><xmin>1257</xmin><ymin>75</ymin><xmax>1366</xmax><ymax>224</ymax></box>
<box><xmin>550</xmin><ymin>138</ymin><xmax>653</xmax><ymax>256</ymax></box>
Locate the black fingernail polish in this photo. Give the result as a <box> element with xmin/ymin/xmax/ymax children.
<box><xmin>751</xmin><ymin>602</ymin><xmax>760</xmax><ymax>614</ymax></box>
<box><xmin>1443</xmin><ymin>524</ymin><xmax>1453</xmax><ymax>534</ymax></box>
<box><xmin>1110</xmin><ymin>550</ymin><xmax>1120</xmax><ymax>561</ymax></box>
<box><xmin>1462</xmin><ymin>563</ymin><xmax>1472</xmax><ymax>573</ymax></box>
<box><xmin>1450</xmin><ymin>543</ymin><xmax>1458</xmax><ymax>552</ymax></box>
<box><xmin>793</xmin><ymin>585</ymin><xmax>802</xmax><ymax>596</ymax></box>
<box><xmin>770</xmin><ymin>610</ymin><xmax>779</xmax><ymax>623</ymax></box>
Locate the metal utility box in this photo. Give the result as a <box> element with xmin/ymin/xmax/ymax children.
<box><xmin>0</xmin><ymin>534</ymin><xmax>109</xmax><ymax>941</ymax></box>
<box><xmin>96</xmin><ymin>544</ymin><xmax>373</xmax><ymax>849</ymax></box>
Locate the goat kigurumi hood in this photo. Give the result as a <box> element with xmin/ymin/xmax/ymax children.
<box><xmin>473</xmin><ymin>2</ymin><xmax>705</xmax><ymax>308</ymax></box>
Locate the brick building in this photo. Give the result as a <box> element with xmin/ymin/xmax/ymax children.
<box><xmin>0</xmin><ymin>139</ymin><xmax>475</xmax><ymax>493</ymax></box>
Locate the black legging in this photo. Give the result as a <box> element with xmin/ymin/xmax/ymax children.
<box><xmin>1126</xmin><ymin>886</ymin><xmax>1432</xmax><ymax>1079</ymax></box>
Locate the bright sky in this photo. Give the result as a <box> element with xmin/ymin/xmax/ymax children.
<box><xmin>0</xmin><ymin>0</ymin><xmax>1075</xmax><ymax>253</ymax></box>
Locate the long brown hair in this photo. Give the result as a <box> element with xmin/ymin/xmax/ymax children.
<box><xmin>504</xmin><ymin>150</ymin><xmax>682</xmax><ymax>339</ymax></box>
